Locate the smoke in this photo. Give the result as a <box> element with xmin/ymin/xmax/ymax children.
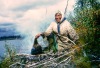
<box><xmin>14</xmin><ymin>9</ymin><xmax>48</xmax><ymax>53</ymax></box>
<box><xmin>0</xmin><ymin>0</ymin><xmax>76</xmax><ymax>55</ymax></box>
<box><xmin>6</xmin><ymin>0</ymin><xmax>76</xmax><ymax>54</ymax></box>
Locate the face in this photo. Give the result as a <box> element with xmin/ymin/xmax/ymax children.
<box><xmin>55</xmin><ymin>13</ymin><xmax>62</xmax><ymax>23</ymax></box>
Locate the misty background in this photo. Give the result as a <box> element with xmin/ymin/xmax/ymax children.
<box><xmin>0</xmin><ymin>0</ymin><xmax>76</xmax><ymax>60</ymax></box>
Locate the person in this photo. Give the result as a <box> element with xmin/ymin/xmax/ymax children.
<box><xmin>35</xmin><ymin>10</ymin><xmax>79</xmax><ymax>52</ymax></box>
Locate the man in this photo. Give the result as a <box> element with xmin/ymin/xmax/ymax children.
<box><xmin>35</xmin><ymin>11</ymin><xmax>79</xmax><ymax>52</ymax></box>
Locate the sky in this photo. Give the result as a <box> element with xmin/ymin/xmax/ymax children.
<box><xmin>0</xmin><ymin>0</ymin><xmax>76</xmax><ymax>35</ymax></box>
<box><xmin>0</xmin><ymin>0</ymin><xmax>76</xmax><ymax>53</ymax></box>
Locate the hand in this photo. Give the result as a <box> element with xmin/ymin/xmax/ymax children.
<box><xmin>35</xmin><ymin>33</ymin><xmax>42</xmax><ymax>39</ymax></box>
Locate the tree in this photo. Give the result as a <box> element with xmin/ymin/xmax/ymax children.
<box><xmin>67</xmin><ymin>0</ymin><xmax>100</xmax><ymax>67</ymax></box>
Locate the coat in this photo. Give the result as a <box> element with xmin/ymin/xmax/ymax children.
<box><xmin>42</xmin><ymin>20</ymin><xmax>79</xmax><ymax>51</ymax></box>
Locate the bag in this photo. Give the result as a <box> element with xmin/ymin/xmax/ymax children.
<box><xmin>31</xmin><ymin>46</ymin><xmax>42</xmax><ymax>55</ymax></box>
<box><xmin>31</xmin><ymin>38</ymin><xmax>43</xmax><ymax>55</ymax></box>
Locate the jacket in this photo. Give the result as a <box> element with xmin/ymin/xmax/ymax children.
<box><xmin>43</xmin><ymin>20</ymin><xmax>79</xmax><ymax>51</ymax></box>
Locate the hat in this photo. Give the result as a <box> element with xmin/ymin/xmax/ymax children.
<box><xmin>55</xmin><ymin>10</ymin><xmax>65</xmax><ymax>22</ymax></box>
<box><xmin>55</xmin><ymin>10</ymin><xmax>62</xmax><ymax>15</ymax></box>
